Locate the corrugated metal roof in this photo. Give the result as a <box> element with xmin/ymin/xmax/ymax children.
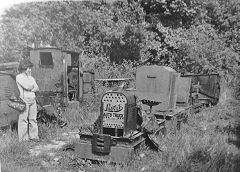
<box><xmin>30</xmin><ymin>47</ymin><xmax>81</xmax><ymax>54</ymax></box>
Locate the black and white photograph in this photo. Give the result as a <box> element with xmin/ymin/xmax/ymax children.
<box><xmin>0</xmin><ymin>0</ymin><xmax>240</xmax><ymax>171</ymax></box>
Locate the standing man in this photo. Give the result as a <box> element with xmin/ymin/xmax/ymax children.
<box><xmin>16</xmin><ymin>58</ymin><xmax>39</xmax><ymax>142</ymax></box>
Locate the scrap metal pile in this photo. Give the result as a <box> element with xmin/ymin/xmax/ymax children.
<box><xmin>0</xmin><ymin>61</ymin><xmax>220</xmax><ymax>163</ymax></box>
<box><xmin>36</xmin><ymin>97</ymin><xmax>67</xmax><ymax>128</ymax></box>
<box><xmin>37</xmin><ymin>106</ymin><xmax>67</xmax><ymax>128</ymax></box>
<box><xmin>73</xmin><ymin>65</ymin><xmax>220</xmax><ymax>163</ymax></box>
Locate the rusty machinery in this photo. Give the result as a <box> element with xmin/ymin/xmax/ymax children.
<box><xmin>76</xmin><ymin>92</ymin><xmax>147</xmax><ymax>163</ymax></box>
<box><xmin>0</xmin><ymin>61</ymin><xmax>219</xmax><ymax>161</ymax></box>
<box><xmin>75</xmin><ymin>65</ymin><xmax>220</xmax><ymax>163</ymax></box>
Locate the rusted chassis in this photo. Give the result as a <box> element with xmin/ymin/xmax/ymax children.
<box><xmin>76</xmin><ymin>132</ymin><xmax>145</xmax><ymax>163</ymax></box>
<box><xmin>74</xmin><ymin>104</ymin><xmax>199</xmax><ymax>163</ymax></box>
<box><xmin>75</xmin><ymin>91</ymin><xmax>147</xmax><ymax>163</ymax></box>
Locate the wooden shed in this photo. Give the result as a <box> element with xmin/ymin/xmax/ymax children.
<box><xmin>29</xmin><ymin>47</ymin><xmax>95</xmax><ymax>107</ymax></box>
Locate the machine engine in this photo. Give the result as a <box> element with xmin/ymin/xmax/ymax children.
<box><xmin>77</xmin><ymin>91</ymin><xmax>145</xmax><ymax>162</ymax></box>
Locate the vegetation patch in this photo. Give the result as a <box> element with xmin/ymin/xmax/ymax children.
<box><xmin>1</xmin><ymin>98</ymin><xmax>240</xmax><ymax>171</ymax></box>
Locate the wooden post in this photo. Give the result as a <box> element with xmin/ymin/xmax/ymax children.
<box><xmin>78</xmin><ymin>60</ymin><xmax>83</xmax><ymax>102</ymax></box>
<box><xmin>63</xmin><ymin>57</ymin><xmax>68</xmax><ymax>106</ymax></box>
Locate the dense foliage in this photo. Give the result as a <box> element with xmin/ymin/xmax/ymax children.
<box><xmin>0</xmin><ymin>0</ymin><xmax>240</xmax><ymax>100</ymax></box>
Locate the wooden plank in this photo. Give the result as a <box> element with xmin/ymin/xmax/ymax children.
<box><xmin>154</xmin><ymin>106</ymin><xmax>191</xmax><ymax>118</ymax></box>
<box><xmin>177</xmin><ymin>77</ymin><xmax>192</xmax><ymax>104</ymax></box>
<box><xmin>78</xmin><ymin>61</ymin><xmax>83</xmax><ymax>101</ymax></box>
<box><xmin>95</xmin><ymin>78</ymin><xmax>133</xmax><ymax>82</ymax></box>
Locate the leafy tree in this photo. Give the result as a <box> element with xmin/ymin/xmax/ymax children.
<box><xmin>0</xmin><ymin>1</ymin><xmax>146</xmax><ymax>63</ymax></box>
<box><xmin>138</xmin><ymin>0</ymin><xmax>240</xmax><ymax>102</ymax></box>
<box><xmin>0</xmin><ymin>0</ymin><xmax>240</xmax><ymax>102</ymax></box>
<box><xmin>193</xmin><ymin>0</ymin><xmax>240</xmax><ymax>101</ymax></box>
<box><xmin>140</xmin><ymin>0</ymin><xmax>199</xmax><ymax>28</ymax></box>
<box><xmin>135</xmin><ymin>0</ymin><xmax>201</xmax><ymax>65</ymax></box>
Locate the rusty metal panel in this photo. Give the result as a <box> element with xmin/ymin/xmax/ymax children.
<box><xmin>77</xmin><ymin>130</ymin><xmax>145</xmax><ymax>163</ymax></box>
<box><xmin>83</xmin><ymin>83</ymin><xmax>93</xmax><ymax>94</ymax></box>
<box><xmin>0</xmin><ymin>72</ymin><xmax>19</xmax><ymax>128</ymax></box>
<box><xmin>169</xmin><ymin>72</ymin><xmax>180</xmax><ymax>109</ymax></box>
<box><xmin>0</xmin><ymin>75</ymin><xmax>11</xmax><ymax>101</ymax></box>
<box><xmin>83</xmin><ymin>71</ymin><xmax>95</xmax><ymax>94</ymax></box>
<box><xmin>192</xmin><ymin>75</ymin><xmax>220</xmax><ymax>100</ymax></box>
<box><xmin>75</xmin><ymin>140</ymin><xmax>135</xmax><ymax>163</ymax></box>
<box><xmin>177</xmin><ymin>77</ymin><xmax>192</xmax><ymax>104</ymax></box>
<box><xmin>0</xmin><ymin>74</ymin><xmax>19</xmax><ymax>101</ymax></box>
<box><xmin>83</xmin><ymin>72</ymin><xmax>92</xmax><ymax>83</ymax></box>
<box><xmin>63</xmin><ymin>52</ymin><xmax>72</xmax><ymax>67</ymax></box>
<box><xmin>136</xmin><ymin>65</ymin><xmax>179</xmax><ymax>112</ymax></box>
<box><xmin>100</xmin><ymin>92</ymin><xmax>137</xmax><ymax>137</ymax></box>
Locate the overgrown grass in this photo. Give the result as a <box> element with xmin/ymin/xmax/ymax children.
<box><xmin>49</xmin><ymin>99</ymin><xmax>240</xmax><ymax>172</ymax></box>
<box><xmin>0</xmin><ymin>130</ymin><xmax>43</xmax><ymax>172</ymax></box>
<box><xmin>1</xmin><ymin>63</ymin><xmax>240</xmax><ymax>172</ymax></box>
<box><xmin>1</xmin><ymin>99</ymin><xmax>240</xmax><ymax>172</ymax></box>
<box><xmin>1</xmin><ymin>58</ymin><xmax>240</xmax><ymax>171</ymax></box>
<box><xmin>62</xmin><ymin>94</ymin><xmax>101</xmax><ymax>130</ymax></box>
